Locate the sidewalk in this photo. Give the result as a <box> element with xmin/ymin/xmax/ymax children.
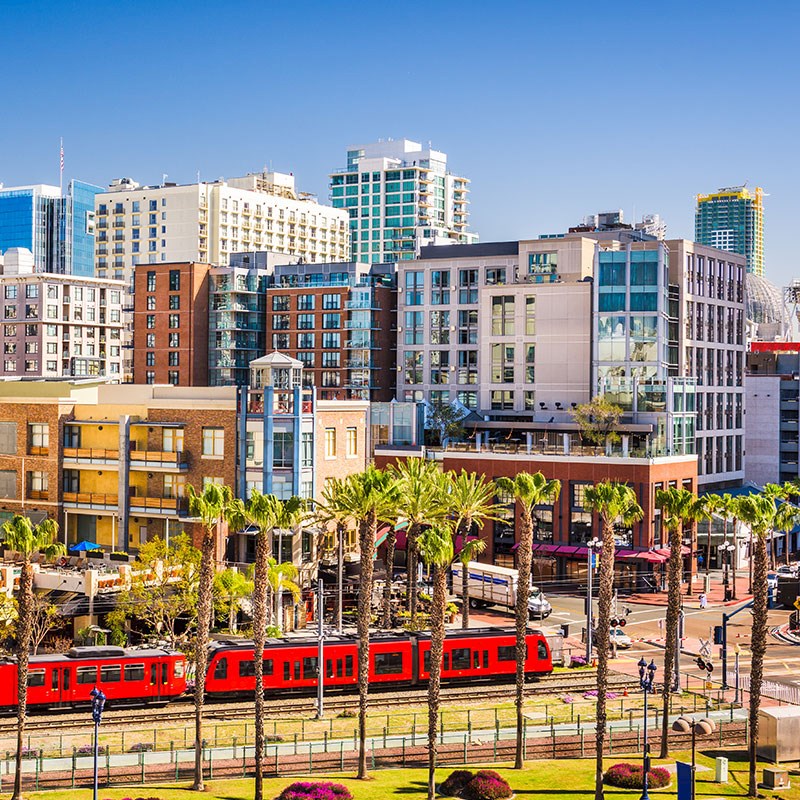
<box><xmin>625</xmin><ymin>573</ymin><xmax>752</xmax><ymax>609</ymax></box>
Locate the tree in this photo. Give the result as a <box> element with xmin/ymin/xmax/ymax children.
<box><xmin>29</xmin><ymin>595</ymin><xmax>62</xmax><ymax>654</ymax></box>
<box><xmin>1</xmin><ymin>514</ymin><xmax>63</xmax><ymax>800</ymax></box>
<box><xmin>330</xmin><ymin>467</ymin><xmax>399</xmax><ymax>779</ymax></box>
<box><xmin>315</xmin><ymin>478</ymin><xmax>353</xmax><ymax>632</ymax></box>
<box><xmin>655</xmin><ymin>487</ymin><xmax>703</xmax><ymax>758</ymax></box>
<box><xmin>570</xmin><ymin>396</ymin><xmax>623</xmax><ymax>451</ymax></box>
<box><xmin>496</xmin><ymin>471</ymin><xmax>561</xmax><ymax>769</ymax></box>
<box><xmin>186</xmin><ymin>483</ymin><xmax>243</xmax><ymax>793</ymax></box>
<box><xmin>243</xmin><ymin>491</ymin><xmax>303</xmax><ymax>800</ymax></box>
<box><xmin>443</xmin><ymin>470</ymin><xmax>499</xmax><ymax>629</ymax></box>
<box><xmin>584</xmin><ymin>482</ymin><xmax>643</xmax><ymax>800</ymax></box>
<box><xmin>427</xmin><ymin>400</ymin><xmax>466</xmax><ymax>446</ymax></box>
<box><xmin>265</xmin><ymin>558</ymin><xmax>301</xmax><ymax>628</ymax></box>
<box><xmin>417</xmin><ymin>522</ymin><xmax>455</xmax><ymax>800</ymax></box>
<box><xmin>213</xmin><ymin>568</ymin><xmax>253</xmax><ymax>633</ymax></box>
<box><xmin>110</xmin><ymin>534</ymin><xmax>201</xmax><ymax>648</ymax></box>
<box><xmin>388</xmin><ymin>458</ymin><xmax>447</xmax><ymax>622</ymax></box>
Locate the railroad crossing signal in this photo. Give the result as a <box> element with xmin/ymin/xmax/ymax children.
<box><xmin>699</xmin><ymin>638</ymin><xmax>711</xmax><ymax>657</ymax></box>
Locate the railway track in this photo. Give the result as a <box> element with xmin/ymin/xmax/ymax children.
<box><xmin>0</xmin><ymin>670</ymin><xmax>637</xmax><ymax>734</ymax></box>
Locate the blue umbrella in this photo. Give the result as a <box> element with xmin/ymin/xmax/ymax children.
<box><xmin>70</xmin><ymin>540</ymin><xmax>101</xmax><ymax>552</ymax></box>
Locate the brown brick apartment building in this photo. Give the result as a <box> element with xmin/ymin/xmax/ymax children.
<box><xmin>132</xmin><ymin>263</ymin><xmax>210</xmax><ymax>386</ymax></box>
<box><xmin>375</xmin><ymin>444</ymin><xmax>698</xmax><ymax>592</ymax></box>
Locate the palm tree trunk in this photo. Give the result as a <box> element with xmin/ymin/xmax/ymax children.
<box><xmin>13</xmin><ymin>561</ymin><xmax>33</xmax><ymax>800</ymax></box>
<box><xmin>594</xmin><ymin>520</ymin><xmax>615</xmax><ymax>800</ymax></box>
<box><xmin>660</xmin><ymin>523</ymin><xmax>682</xmax><ymax>758</ymax></box>
<box><xmin>514</xmin><ymin>507</ymin><xmax>533</xmax><ymax>770</ymax></box>
<box><xmin>193</xmin><ymin>526</ymin><xmax>216</xmax><ymax>792</ymax></box>
<box><xmin>461</xmin><ymin>557</ymin><xmax>470</xmax><ymax>629</ymax></box>
<box><xmin>357</xmin><ymin>513</ymin><xmax>376</xmax><ymax>780</ymax></box>
<box><xmin>686</xmin><ymin>520</ymin><xmax>695</xmax><ymax>596</ymax></box>
<box><xmin>382</xmin><ymin>529</ymin><xmax>396</xmax><ymax>629</ymax></box>
<box><xmin>748</xmin><ymin>533</ymin><xmax>768</xmax><ymax>797</ymax></box>
<box><xmin>408</xmin><ymin>523</ymin><xmax>419</xmax><ymax>621</ymax></box>
<box><xmin>427</xmin><ymin>563</ymin><xmax>447</xmax><ymax>800</ymax></box>
<box><xmin>706</xmin><ymin>518</ymin><xmax>712</xmax><ymax>577</ymax></box>
<box><xmin>732</xmin><ymin>518</ymin><xmax>739</xmax><ymax>600</ymax></box>
<box><xmin>252</xmin><ymin>529</ymin><xmax>269</xmax><ymax>800</ymax></box>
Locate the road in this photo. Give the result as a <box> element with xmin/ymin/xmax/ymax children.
<box><xmin>469</xmin><ymin>594</ymin><xmax>800</xmax><ymax>691</ymax></box>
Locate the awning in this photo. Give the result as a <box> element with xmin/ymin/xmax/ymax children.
<box><xmin>654</xmin><ymin>545</ymin><xmax>691</xmax><ymax>558</ymax></box>
<box><xmin>376</xmin><ymin>524</ymin><xmax>392</xmax><ymax>548</ymax></box>
<box><xmin>627</xmin><ymin>551</ymin><xmax>669</xmax><ymax>564</ymax></box>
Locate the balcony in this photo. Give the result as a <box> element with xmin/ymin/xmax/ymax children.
<box><xmin>28</xmin><ymin>446</ymin><xmax>49</xmax><ymax>457</ymax></box>
<box><xmin>63</xmin><ymin>447</ymin><xmax>119</xmax><ymax>466</ymax></box>
<box><xmin>28</xmin><ymin>490</ymin><xmax>49</xmax><ymax>501</ymax></box>
<box><xmin>63</xmin><ymin>492</ymin><xmax>118</xmax><ymax>510</ymax></box>
<box><xmin>129</xmin><ymin>495</ymin><xmax>187</xmax><ymax>516</ymax></box>
<box><xmin>129</xmin><ymin>450</ymin><xmax>189</xmax><ymax>471</ymax></box>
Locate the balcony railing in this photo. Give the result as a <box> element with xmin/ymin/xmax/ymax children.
<box><xmin>27</xmin><ymin>490</ymin><xmax>48</xmax><ymax>501</ymax></box>
<box><xmin>63</xmin><ymin>447</ymin><xmax>119</xmax><ymax>463</ymax></box>
<box><xmin>129</xmin><ymin>450</ymin><xmax>188</xmax><ymax>469</ymax></box>
<box><xmin>129</xmin><ymin>496</ymin><xmax>185</xmax><ymax>514</ymax></box>
<box><xmin>63</xmin><ymin>492</ymin><xmax>118</xmax><ymax>508</ymax></box>
<box><xmin>28</xmin><ymin>446</ymin><xmax>49</xmax><ymax>457</ymax></box>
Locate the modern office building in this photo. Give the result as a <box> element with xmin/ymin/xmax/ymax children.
<box><xmin>395</xmin><ymin>234</ymin><xmax>746</xmax><ymax>489</ymax></box>
<box><xmin>0</xmin><ymin>180</ymin><xmax>102</xmax><ymax>277</ymax></box>
<box><xmin>330</xmin><ymin>139</ymin><xmax>477</xmax><ymax>264</ymax></box>
<box><xmin>0</xmin><ymin>248</ymin><xmax>125</xmax><ymax>379</ymax></box>
<box><xmin>695</xmin><ymin>186</ymin><xmax>765</xmax><ymax>276</ymax></box>
<box><xmin>94</xmin><ymin>172</ymin><xmax>350</xmax><ymax>285</ymax></box>
<box><xmin>132</xmin><ymin>262</ymin><xmax>211</xmax><ymax>386</ymax></box>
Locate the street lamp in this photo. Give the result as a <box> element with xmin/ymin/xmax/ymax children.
<box><xmin>720</xmin><ymin>540</ymin><xmax>735</xmax><ymax>602</ymax></box>
<box><xmin>638</xmin><ymin>658</ymin><xmax>657</xmax><ymax>800</ymax></box>
<box><xmin>586</xmin><ymin>537</ymin><xmax>602</xmax><ymax>663</ymax></box>
<box><xmin>90</xmin><ymin>686</ymin><xmax>106</xmax><ymax>800</ymax></box>
<box><xmin>671</xmin><ymin>716</ymin><xmax>716</xmax><ymax>800</ymax></box>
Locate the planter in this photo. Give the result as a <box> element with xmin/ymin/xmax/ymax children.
<box><xmin>109</xmin><ymin>552</ymin><xmax>130</xmax><ymax>562</ymax></box>
<box><xmin>87</xmin><ymin>550</ymin><xmax>104</xmax><ymax>559</ymax></box>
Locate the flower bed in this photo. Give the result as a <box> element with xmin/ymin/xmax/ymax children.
<box><xmin>276</xmin><ymin>781</ymin><xmax>353</xmax><ymax>800</ymax></box>
<box><xmin>439</xmin><ymin>769</ymin><xmax>513</xmax><ymax>799</ymax></box>
<box><xmin>604</xmin><ymin>763</ymin><xmax>670</xmax><ymax>790</ymax></box>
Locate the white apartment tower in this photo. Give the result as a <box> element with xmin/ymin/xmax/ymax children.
<box><xmin>330</xmin><ymin>139</ymin><xmax>477</xmax><ymax>264</ymax></box>
<box><xmin>94</xmin><ymin>172</ymin><xmax>350</xmax><ymax>285</ymax></box>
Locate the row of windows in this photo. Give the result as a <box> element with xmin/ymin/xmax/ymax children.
<box><xmin>2</xmin><ymin>285</ymin><xmax>120</xmax><ymax>304</ymax></box>
<box><xmin>28</xmin><ymin>662</ymin><xmax>149</xmax><ymax>687</ymax></box>
<box><xmin>272</xmin><ymin>294</ymin><xmax>341</xmax><ymax>311</ymax></box>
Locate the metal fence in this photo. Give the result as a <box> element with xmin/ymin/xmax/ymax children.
<box><xmin>727</xmin><ymin>673</ymin><xmax>800</xmax><ymax>706</ymax></box>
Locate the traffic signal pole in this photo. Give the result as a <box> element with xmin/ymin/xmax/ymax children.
<box><xmin>720</xmin><ymin>599</ymin><xmax>753</xmax><ymax>689</ymax></box>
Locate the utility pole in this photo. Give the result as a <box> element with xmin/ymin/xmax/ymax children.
<box><xmin>316</xmin><ymin>578</ymin><xmax>325</xmax><ymax>719</ymax></box>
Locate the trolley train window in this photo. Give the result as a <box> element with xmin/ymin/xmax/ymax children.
<box><xmin>444</xmin><ymin>653</ymin><xmax>450</xmax><ymax>670</ymax></box>
<box><xmin>77</xmin><ymin>666</ymin><xmax>97</xmax><ymax>684</ymax></box>
<box><xmin>51</xmin><ymin>670</ymin><xmax>58</xmax><ymax>690</ymax></box>
<box><xmin>303</xmin><ymin>657</ymin><xmax>318</xmax><ymax>678</ymax></box>
<box><xmin>345</xmin><ymin>655</ymin><xmax>353</xmax><ymax>677</ymax></box>
<box><xmin>374</xmin><ymin>652</ymin><xmax>404</xmax><ymax>675</ymax></box>
<box><xmin>264</xmin><ymin>659</ymin><xmax>273</xmax><ymax>676</ymax></box>
<box><xmin>538</xmin><ymin>641</ymin><xmax>548</xmax><ymax>660</ymax></box>
<box><xmin>497</xmin><ymin>646</ymin><xmax>515</xmax><ymax>662</ymax></box>
<box><xmin>100</xmin><ymin>665</ymin><xmax>121</xmax><ymax>683</ymax></box>
<box><xmin>28</xmin><ymin>670</ymin><xmax>45</xmax><ymax>687</ymax></box>
<box><xmin>483</xmin><ymin>651</ymin><xmax>489</xmax><ymax>669</ymax></box>
<box><xmin>473</xmin><ymin>651</ymin><xmax>480</xmax><ymax>669</ymax></box>
<box><xmin>451</xmin><ymin>648</ymin><xmax>470</xmax><ymax>670</ymax></box>
<box><xmin>162</xmin><ymin>664</ymin><xmax>168</xmax><ymax>683</ymax></box>
<box><xmin>239</xmin><ymin>660</ymin><xmax>256</xmax><ymax>678</ymax></box>
<box><xmin>125</xmin><ymin>663</ymin><xmax>145</xmax><ymax>682</ymax></box>
<box><xmin>212</xmin><ymin>658</ymin><xmax>227</xmax><ymax>681</ymax></box>
<box><xmin>283</xmin><ymin>662</ymin><xmax>290</xmax><ymax>681</ymax></box>
<box><xmin>293</xmin><ymin>661</ymin><xmax>300</xmax><ymax>680</ymax></box>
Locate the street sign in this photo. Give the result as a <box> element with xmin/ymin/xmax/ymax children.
<box><xmin>699</xmin><ymin>638</ymin><xmax>711</xmax><ymax>657</ymax></box>
<box><xmin>794</xmin><ymin>597</ymin><xmax>800</xmax><ymax>612</ymax></box>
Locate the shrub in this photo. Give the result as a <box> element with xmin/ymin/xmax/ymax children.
<box><xmin>440</xmin><ymin>769</ymin><xmax>475</xmax><ymax>797</ymax></box>
<box><xmin>77</xmin><ymin>744</ymin><xmax>108</xmax><ymax>755</ymax></box>
<box><xmin>462</xmin><ymin>770</ymin><xmax>513</xmax><ymax>800</ymax></box>
<box><xmin>128</xmin><ymin>742</ymin><xmax>154</xmax><ymax>753</ymax></box>
<box><xmin>604</xmin><ymin>763</ymin><xmax>671</xmax><ymax>790</ymax></box>
<box><xmin>276</xmin><ymin>781</ymin><xmax>353</xmax><ymax>800</ymax></box>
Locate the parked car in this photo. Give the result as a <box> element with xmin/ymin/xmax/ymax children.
<box><xmin>776</xmin><ymin>564</ymin><xmax>799</xmax><ymax>577</ymax></box>
<box><xmin>592</xmin><ymin>628</ymin><xmax>633</xmax><ymax>650</ymax></box>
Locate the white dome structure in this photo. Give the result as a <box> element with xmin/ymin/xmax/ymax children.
<box><xmin>746</xmin><ymin>273</ymin><xmax>786</xmax><ymax>326</ymax></box>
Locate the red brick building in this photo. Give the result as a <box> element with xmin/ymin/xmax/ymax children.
<box><xmin>132</xmin><ymin>262</ymin><xmax>211</xmax><ymax>386</ymax></box>
<box><xmin>375</xmin><ymin>445</ymin><xmax>698</xmax><ymax>592</ymax></box>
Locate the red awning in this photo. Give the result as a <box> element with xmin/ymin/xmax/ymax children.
<box><xmin>635</xmin><ymin>551</ymin><xmax>670</xmax><ymax>564</ymax></box>
<box><xmin>653</xmin><ymin>545</ymin><xmax>691</xmax><ymax>558</ymax></box>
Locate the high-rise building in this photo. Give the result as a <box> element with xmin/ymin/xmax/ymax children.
<box><xmin>94</xmin><ymin>172</ymin><xmax>350</xmax><ymax>286</ymax></box>
<box><xmin>0</xmin><ymin>180</ymin><xmax>102</xmax><ymax>277</ymax></box>
<box><xmin>0</xmin><ymin>248</ymin><xmax>125</xmax><ymax>379</ymax></box>
<box><xmin>330</xmin><ymin>139</ymin><xmax>477</xmax><ymax>264</ymax></box>
<box><xmin>695</xmin><ymin>185</ymin><xmax>764</xmax><ymax>276</ymax></box>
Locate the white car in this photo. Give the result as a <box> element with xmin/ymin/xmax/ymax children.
<box><xmin>593</xmin><ymin>628</ymin><xmax>633</xmax><ymax>649</ymax></box>
<box><xmin>776</xmin><ymin>565</ymin><xmax>798</xmax><ymax>577</ymax></box>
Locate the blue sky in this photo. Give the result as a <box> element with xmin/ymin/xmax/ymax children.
<box><xmin>1</xmin><ymin>0</ymin><xmax>798</xmax><ymax>285</ymax></box>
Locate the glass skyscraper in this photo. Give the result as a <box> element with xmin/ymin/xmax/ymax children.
<box><xmin>695</xmin><ymin>185</ymin><xmax>764</xmax><ymax>276</ymax></box>
<box><xmin>0</xmin><ymin>180</ymin><xmax>101</xmax><ymax>276</ymax></box>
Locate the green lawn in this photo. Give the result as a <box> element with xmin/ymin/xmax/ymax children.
<box><xmin>11</xmin><ymin>752</ymin><xmax>800</xmax><ymax>799</ymax></box>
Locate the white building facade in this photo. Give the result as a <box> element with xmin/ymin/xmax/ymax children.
<box><xmin>94</xmin><ymin>172</ymin><xmax>350</xmax><ymax>286</ymax></box>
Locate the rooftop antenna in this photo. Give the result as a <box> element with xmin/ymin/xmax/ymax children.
<box><xmin>162</xmin><ymin>173</ymin><xmax>168</xmax><ymax>186</ymax></box>
<box><xmin>196</xmin><ymin>170</ymin><xmax>201</xmax><ymax>184</ymax></box>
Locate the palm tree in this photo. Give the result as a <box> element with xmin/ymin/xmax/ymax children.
<box><xmin>444</xmin><ymin>470</ymin><xmax>501</xmax><ymax>629</ymax></box>
<box><xmin>186</xmin><ymin>482</ymin><xmax>243</xmax><ymax>792</ymax></box>
<box><xmin>326</xmin><ymin>467</ymin><xmax>399</xmax><ymax>779</ymax></box>
<box><xmin>388</xmin><ymin>458</ymin><xmax>446</xmax><ymax>622</ymax></box>
<box><xmin>315</xmin><ymin>477</ymin><xmax>353</xmax><ymax>632</ymax></box>
<box><xmin>584</xmin><ymin>482</ymin><xmax>643</xmax><ymax>800</ymax></box>
<box><xmin>655</xmin><ymin>486</ymin><xmax>702</xmax><ymax>758</ymax></box>
<box><xmin>244</xmin><ymin>492</ymin><xmax>303</xmax><ymax>800</ymax></box>
<box><xmin>417</xmin><ymin>522</ymin><xmax>455</xmax><ymax>800</ymax></box>
<box><xmin>496</xmin><ymin>471</ymin><xmax>561</xmax><ymax>770</ymax></box>
<box><xmin>212</xmin><ymin>567</ymin><xmax>253</xmax><ymax>632</ymax></box>
<box><xmin>1</xmin><ymin>514</ymin><xmax>63</xmax><ymax>800</ymax></box>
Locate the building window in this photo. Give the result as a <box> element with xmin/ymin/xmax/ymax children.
<box><xmin>322</xmin><ymin>333</ymin><xmax>340</xmax><ymax>349</ymax></box>
<box><xmin>321</xmin><ymin>352</ymin><xmax>340</xmax><ymax>368</ymax></box>
<box><xmin>323</xmin><ymin>313</ymin><xmax>341</xmax><ymax>329</ymax></box>
<box><xmin>458</xmin><ymin>269</ymin><xmax>478</xmax><ymax>304</ymax></box>
<box><xmin>491</xmin><ymin>296</ymin><xmax>515</xmax><ymax>336</ymax></box>
<box><xmin>324</xmin><ymin>428</ymin><xmax>336</xmax><ymax>458</ymax></box>
<box><xmin>490</xmin><ymin>390</ymin><xmax>514</xmax><ymax>410</ymax></box>
<box><xmin>322</xmin><ymin>294</ymin><xmax>341</xmax><ymax>310</ymax></box>
<box><xmin>145</xmin><ymin>371</ymin><xmax>155</xmax><ymax>384</ymax></box>
<box><xmin>458</xmin><ymin>309</ymin><xmax>478</xmax><ymax>344</ymax></box>
<box><xmin>29</xmin><ymin>471</ymin><xmax>48</xmax><ymax>497</ymax></box>
<box><xmin>272</xmin><ymin>333</ymin><xmax>290</xmax><ymax>349</ymax></box>
<box><xmin>168</xmin><ymin>351</ymin><xmax>179</xmax><ymax>366</ymax></box>
<box><xmin>526</xmin><ymin>296</ymin><xmax>536</xmax><ymax>335</ymax></box>
<box><xmin>272</xmin><ymin>295</ymin><xmax>289</xmax><ymax>311</ymax></box>
<box><xmin>404</xmin><ymin>311</ymin><xmax>424</xmax><ymax>345</ymax></box>
<box><xmin>168</xmin><ymin>333</ymin><xmax>179</xmax><ymax>347</ymax></box>
<box><xmin>457</xmin><ymin>350</ymin><xmax>478</xmax><ymax>385</ymax></box>
<box><xmin>430</xmin><ymin>350</ymin><xmax>450</xmax><ymax>385</ymax></box>
<box><xmin>168</xmin><ymin>371</ymin><xmax>179</xmax><ymax>385</ymax></box>
<box><xmin>298</xmin><ymin>333</ymin><xmax>315</xmax><ymax>349</ymax></box>
<box><xmin>404</xmin><ymin>271</ymin><xmax>424</xmax><ymax>306</ymax></box>
<box><xmin>29</xmin><ymin>423</ymin><xmax>49</xmax><ymax>454</ymax></box>
<box><xmin>273</xmin><ymin>431</ymin><xmax>294</xmax><ymax>468</ymax></box>
<box><xmin>431</xmin><ymin>270</ymin><xmax>450</xmax><ymax>305</ymax></box>
<box><xmin>301</xmin><ymin>432</ymin><xmax>313</xmax><ymax>467</ymax></box>
<box><xmin>169</xmin><ymin>295</ymin><xmax>180</xmax><ymax>310</ymax></box>
<box><xmin>346</xmin><ymin>427</ymin><xmax>357</xmax><ymax>457</ymax></box>
<box><xmin>147</xmin><ymin>296</ymin><xmax>156</xmax><ymax>310</ymax></box>
<box><xmin>162</xmin><ymin>428</ymin><xmax>184</xmax><ymax>453</ymax></box>
<box><xmin>298</xmin><ymin>295</ymin><xmax>315</xmax><ymax>311</ymax></box>
<box><xmin>146</xmin><ymin>352</ymin><xmax>155</xmax><ymax>367</ymax></box>
<box><xmin>297</xmin><ymin>314</ymin><xmax>314</xmax><ymax>330</ymax></box>
<box><xmin>163</xmin><ymin>473</ymin><xmax>186</xmax><ymax>499</ymax></box>
<box><xmin>146</xmin><ymin>315</ymin><xmax>155</xmax><ymax>329</ymax></box>
<box><xmin>169</xmin><ymin>270</ymin><xmax>180</xmax><ymax>291</ymax></box>
<box><xmin>202</xmin><ymin>427</ymin><xmax>225</xmax><ymax>457</ymax></box>
<box><xmin>525</xmin><ymin>345</ymin><xmax>535</xmax><ymax>383</ymax></box>
<box><xmin>486</xmin><ymin>267</ymin><xmax>506</xmax><ymax>285</ymax></box>
<box><xmin>168</xmin><ymin>314</ymin><xmax>180</xmax><ymax>328</ymax></box>
<box><xmin>146</xmin><ymin>271</ymin><xmax>156</xmax><ymax>292</ymax></box>
<box><xmin>403</xmin><ymin>351</ymin><xmax>423</xmax><ymax>384</ymax></box>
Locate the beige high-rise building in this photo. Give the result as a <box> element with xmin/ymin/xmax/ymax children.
<box><xmin>94</xmin><ymin>172</ymin><xmax>350</xmax><ymax>286</ymax></box>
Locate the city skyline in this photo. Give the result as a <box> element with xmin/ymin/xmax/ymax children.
<box><xmin>1</xmin><ymin>1</ymin><xmax>798</xmax><ymax>286</ymax></box>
